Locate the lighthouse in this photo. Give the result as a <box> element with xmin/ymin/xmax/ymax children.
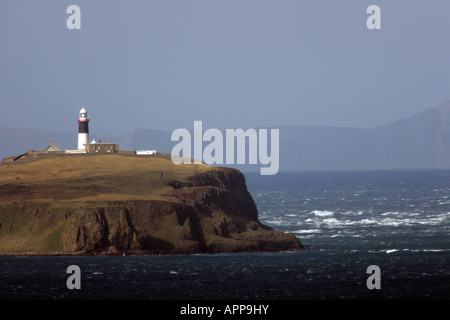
<box><xmin>77</xmin><ymin>108</ymin><xmax>89</xmax><ymax>150</ymax></box>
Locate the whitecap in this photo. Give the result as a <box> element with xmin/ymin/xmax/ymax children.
<box><xmin>264</xmin><ymin>219</ymin><xmax>283</xmax><ymax>225</ymax></box>
<box><xmin>321</xmin><ymin>218</ymin><xmax>342</xmax><ymax>227</ymax></box>
<box><xmin>341</xmin><ymin>210</ymin><xmax>364</xmax><ymax>216</ymax></box>
<box><xmin>381</xmin><ymin>211</ymin><xmax>400</xmax><ymax>216</ymax></box>
<box><xmin>311</xmin><ymin>210</ymin><xmax>334</xmax><ymax>217</ymax></box>
<box><xmin>293</xmin><ymin>229</ymin><xmax>322</xmax><ymax>234</ymax></box>
<box><xmin>358</xmin><ymin>219</ymin><xmax>378</xmax><ymax>225</ymax></box>
<box><xmin>299</xmin><ymin>234</ymin><xmax>317</xmax><ymax>239</ymax></box>
<box><xmin>379</xmin><ymin>218</ymin><xmax>404</xmax><ymax>227</ymax></box>
<box><xmin>386</xmin><ymin>249</ymin><xmax>399</xmax><ymax>254</ymax></box>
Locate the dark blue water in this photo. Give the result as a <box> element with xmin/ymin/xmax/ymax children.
<box><xmin>0</xmin><ymin>170</ymin><xmax>449</xmax><ymax>300</ymax></box>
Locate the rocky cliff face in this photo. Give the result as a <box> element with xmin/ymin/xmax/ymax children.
<box><xmin>0</xmin><ymin>160</ymin><xmax>303</xmax><ymax>255</ymax></box>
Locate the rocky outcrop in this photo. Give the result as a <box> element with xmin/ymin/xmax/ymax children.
<box><xmin>0</xmin><ymin>163</ymin><xmax>303</xmax><ymax>255</ymax></box>
<box><xmin>59</xmin><ymin>200</ymin><xmax>301</xmax><ymax>255</ymax></box>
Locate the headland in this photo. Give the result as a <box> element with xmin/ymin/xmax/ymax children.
<box><xmin>0</xmin><ymin>153</ymin><xmax>303</xmax><ymax>255</ymax></box>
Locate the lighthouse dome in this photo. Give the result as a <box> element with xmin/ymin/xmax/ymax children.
<box><xmin>78</xmin><ymin>107</ymin><xmax>89</xmax><ymax>122</ymax></box>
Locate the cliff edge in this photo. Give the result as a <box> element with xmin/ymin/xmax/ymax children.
<box><xmin>0</xmin><ymin>153</ymin><xmax>303</xmax><ymax>255</ymax></box>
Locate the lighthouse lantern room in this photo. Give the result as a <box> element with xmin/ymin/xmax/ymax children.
<box><xmin>78</xmin><ymin>107</ymin><xmax>89</xmax><ymax>150</ymax></box>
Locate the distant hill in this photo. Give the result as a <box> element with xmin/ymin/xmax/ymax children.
<box><xmin>2</xmin><ymin>101</ymin><xmax>450</xmax><ymax>171</ymax></box>
<box><xmin>279</xmin><ymin>101</ymin><xmax>450</xmax><ymax>171</ymax></box>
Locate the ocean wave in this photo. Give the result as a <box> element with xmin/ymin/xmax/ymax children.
<box><xmin>261</xmin><ymin>208</ymin><xmax>449</xmax><ymax>232</ymax></box>
<box><xmin>300</xmin><ymin>214</ymin><xmax>449</xmax><ymax>229</ymax></box>
<box><xmin>384</xmin><ymin>248</ymin><xmax>450</xmax><ymax>254</ymax></box>
<box><xmin>263</xmin><ymin>219</ymin><xmax>283</xmax><ymax>226</ymax></box>
<box><xmin>381</xmin><ymin>211</ymin><xmax>400</xmax><ymax>216</ymax></box>
<box><xmin>311</xmin><ymin>210</ymin><xmax>334</xmax><ymax>217</ymax></box>
<box><xmin>386</xmin><ymin>249</ymin><xmax>399</xmax><ymax>254</ymax></box>
<box><xmin>321</xmin><ymin>218</ymin><xmax>344</xmax><ymax>226</ymax></box>
<box><xmin>292</xmin><ymin>229</ymin><xmax>322</xmax><ymax>234</ymax></box>
<box><xmin>402</xmin><ymin>248</ymin><xmax>450</xmax><ymax>252</ymax></box>
<box><xmin>341</xmin><ymin>210</ymin><xmax>364</xmax><ymax>215</ymax></box>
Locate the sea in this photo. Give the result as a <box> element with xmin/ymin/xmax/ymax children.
<box><xmin>0</xmin><ymin>170</ymin><xmax>448</xmax><ymax>304</ymax></box>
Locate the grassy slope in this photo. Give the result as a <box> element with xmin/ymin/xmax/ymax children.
<box><xmin>0</xmin><ymin>153</ymin><xmax>211</xmax><ymax>202</ymax></box>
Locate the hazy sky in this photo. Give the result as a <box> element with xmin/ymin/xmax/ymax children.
<box><xmin>1</xmin><ymin>0</ymin><xmax>449</xmax><ymax>135</ymax></box>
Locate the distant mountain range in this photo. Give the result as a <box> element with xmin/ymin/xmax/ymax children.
<box><xmin>2</xmin><ymin>101</ymin><xmax>450</xmax><ymax>172</ymax></box>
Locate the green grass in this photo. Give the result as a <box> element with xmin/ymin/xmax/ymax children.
<box><xmin>0</xmin><ymin>202</ymin><xmax>72</xmax><ymax>254</ymax></box>
<box><xmin>37</xmin><ymin>222</ymin><xmax>66</xmax><ymax>253</ymax></box>
<box><xmin>0</xmin><ymin>153</ymin><xmax>215</xmax><ymax>202</ymax></box>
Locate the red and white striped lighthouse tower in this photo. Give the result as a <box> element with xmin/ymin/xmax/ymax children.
<box><xmin>78</xmin><ymin>107</ymin><xmax>89</xmax><ymax>150</ymax></box>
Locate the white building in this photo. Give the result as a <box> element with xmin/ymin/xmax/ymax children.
<box><xmin>136</xmin><ymin>150</ymin><xmax>156</xmax><ymax>155</ymax></box>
